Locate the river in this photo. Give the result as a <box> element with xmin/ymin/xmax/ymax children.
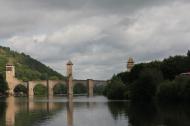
<box><xmin>0</xmin><ymin>96</ymin><xmax>190</xmax><ymax>126</ymax></box>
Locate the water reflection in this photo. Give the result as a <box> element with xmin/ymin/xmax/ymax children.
<box><xmin>67</xmin><ymin>96</ymin><xmax>73</xmax><ymax>126</ymax></box>
<box><xmin>157</xmin><ymin>103</ymin><xmax>190</xmax><ymax>126</ymax></box>
<box><xmin>4</xmin><ymin>96</ymin><xmax>71</xmax><ymax>126</ymax></box>
<box><xmin>6</xmin><ymin>97</ymin><xmax>15</xmax><ymax>126</ymax></box>
<box><xmin>108</xmin><ymin>101</ymin><xmax>190</xmax><ymax>126</ymax></box>
<box><xmin>108</xmin><ymin>102</ymin><xmax>129</xmax><ymax>120</ymax></box>
<box><xmin>128</xmin><ymin>102</ymin><xmax>158</xmax><ymax>126</ymax></box>
<box><xmin>1</xmin><ymin>97</ymin><xmax>190</xmax><ymax>126</ymax></box>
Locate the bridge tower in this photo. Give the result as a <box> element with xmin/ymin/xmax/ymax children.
<box><xmin>127</xmin><ymin>57</ymin><xmax>134</xmax><ymax>72</ymax></box>
<box><xmin>6</xmin><ymin>64</ymin><xmax>15</xmax><ymax>95</ymax></box>
<box><xmin>67</xmin><ymin>60</ymin><xmax>73</xmax><ymax>97</ymax></box>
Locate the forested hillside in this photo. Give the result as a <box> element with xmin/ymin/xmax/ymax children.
<box><xmin>0</xmin><ymin>46</ymin><xmax>65</xmax><ymax>81</ymax></box>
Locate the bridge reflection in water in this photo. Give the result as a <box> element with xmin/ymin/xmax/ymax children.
<box><xmin>5</xmin><ymin>96</ymin><xmax>74</xmax><ymax>126</ymax></box>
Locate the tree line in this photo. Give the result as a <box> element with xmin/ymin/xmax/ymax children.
<box><xmin>104</xmin><ymin>50</ymin><xmax>190</xmax><ymax>102</ymax></box>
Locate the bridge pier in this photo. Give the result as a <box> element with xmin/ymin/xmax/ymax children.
<box><xmin>27</xmin><ymin>81</ymin><xmax>34</xmax><ymax>97</ymax></box>
<box><xmin>87</xmin><ymin>79</ymin><xmax>94</xmax><ymax>97</ymax></box>
<box><xmin>67</xmin><ymin>75</ymin><xmax>73</xmax><ymax>97</ymax></box>
<box><xmin>67</xmin><ymin>96</ymin><xmax>73</xmax><ymax>126</ymax></box>
<box><xmin>48</xmin><ymin>80</ymin><xmax>54</xmax><ymax>97</ymax></box>
<box><xmin>6</xmin><ymin>96</ymin><xmax>15</xmax><ymax>126</ymax></box>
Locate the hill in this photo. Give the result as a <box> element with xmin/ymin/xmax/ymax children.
<box><xmin>0</xmin><ymin>46</ymin><xmax>65</xmax><ymax>81</ymax></box>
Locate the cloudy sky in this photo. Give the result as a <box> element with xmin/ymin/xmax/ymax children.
<box><xmin>0</xmin><ymin>0</ymin><xmax>190</xmax><ymax>80</ymax></box>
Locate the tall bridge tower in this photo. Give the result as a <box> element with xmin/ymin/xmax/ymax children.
<box><xmin>67</xmin><ymin>60</ymin><xmax>73</xmax><ymax>97</ymax></box>
<box><xmin>6</xmin><ymin>64</ymin><xmax>15</xmax><ymax>95</ymax></box>
<box><xmin>127</xmin><ymin>57</ymin><xmax>134</xmax><ymax>72</ymax></box>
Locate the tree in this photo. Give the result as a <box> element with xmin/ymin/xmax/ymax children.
<box><xmin>0</xmin><ymin>73</ymin><xmax>8</xmax><ymax>95</ymax></box>
<box><xmin>104</xmin><ymin>75</ymin><xmax>126</xmax><ymax>100</ymax></box>
<box><xmin>161</xmin><ymin>56</ymin><xmax>189</xmax><ymax>80</ymax></box>
<box><xmin>157</xmin><ymin>76</ymin><xmax>190</xmax><ymax>101</ymax></box>
<box><xmin>117</xmin><ymin>71</ymin><xmax>130</xmax><ymax>85</ymax></box>
<box><xmin>187</xmin><ymin>50</ymin><xmax>190</xmax><ymax>57</ymax></box>
<box><xmin>129</xmin><ymin>68</ymin><xmax>163</xmax><ymax>102</ymax></box>
<box><xmin>128</xmin><ymin>64</ymin><xmax>145</xmax><ymax>83</ymax></box>
<box><xmin>157</xmin><ymin>81</ymin><xmax>179</xmax><ymax>101</ymax></box>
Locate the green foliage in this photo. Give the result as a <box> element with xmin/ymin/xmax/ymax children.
<box><xmin>157</xmin><ymin>76</ymin><xmax>190</xmax><ymax>102</ymax></box>
<box><xmin>33</xmin><ymin>84</ymin><xmax>47</xmax><ymax>96</ymax></box>
<box><xmin>157</xmin><ymin>81</ymin><xmax>179</xmax><ymax>101</ymax></box>
<box><xmin>104</xmin><ymin>75</ymin><xmax>126</xmax><ymax>100</ymax></box>
<box><xmin>161</xmin><ymin>56</ymin><xmax>190</xmax><ymax>80</ymax></box>
<box><xmin>0</xmin><ymin>46</ymin><xmax>65</xmax><ymax>81</ymax></box>
<box><xmin>0</xmin><ymin>73</ymin><xmax>8</xmax><ymax>94</ymax></box>
<box><xmin>128</xmin><ymin>63</ymin><xmax>145</xmax><ymax>83</ymax></box>
<box><xmin>53</xmin><ymin>84</ymin><xmax>67</xmax><ymax>95</ymax></box>
<box><xmin>49</xmin><ymin>76</ymin><xmax>59</xmax><ymax>80</ymax></box>
<box><xmin>73</xmin><ymin>83</ymin><xmax>87</xmax><ymax>94</ymax></box>
<box><xmin>116</xmin><ymin>71</ymin><xmax>130</xmax><ymax>85</ymax></box>
<box><xmin>187</xmin><ymin>50</ymin><xmax>190</xmax><ymax>57</ymax></box>
<box><xmin>129</xmin><ymin>68</ymin><xmax>163</xmax><ymax>101</ymax></box>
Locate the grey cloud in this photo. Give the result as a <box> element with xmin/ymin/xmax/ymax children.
<box><xmin>0</xmin><ymin>0</ymin><xmax>176</xmax><ymax>37</ymax></box>
<box><xmin>1</xmin><ymin>0</ymin><xmax>173</xmax><ymax>11</ymax></box>
<box><xmin>0</xmin><ymin>0</ymin><xmax>190</xmax><ymax>80</ymax></box>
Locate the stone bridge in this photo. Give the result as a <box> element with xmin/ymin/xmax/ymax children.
<box><xmin>6</xmin><ymin>61</ymin><xmax>107</xmax><ymax>97</ymax></box>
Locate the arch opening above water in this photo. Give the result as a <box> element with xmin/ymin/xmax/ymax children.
<box><xmin>13</xmin><ymin>84</ymin><xmax>27</xmax><ymax>96</ymax></box>
<box><xmin>73</xmin><ymin>83</ymin><xmax>87</xmax><ymax>95</ymax></box>
<box><xmin>33</xmin><ymin>84</ymin><xmax>47</xmax><ymax>96</ymax></box>
<box><xmin>53</xmin><ymin>83</ymin><xmax>67</xmax><ymax>96</ymax></box>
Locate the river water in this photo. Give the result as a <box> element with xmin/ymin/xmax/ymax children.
<box><xmin>0</xmin><ymin>96</ymin><xmax>190</xmax><ymax>126</ymax></box>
